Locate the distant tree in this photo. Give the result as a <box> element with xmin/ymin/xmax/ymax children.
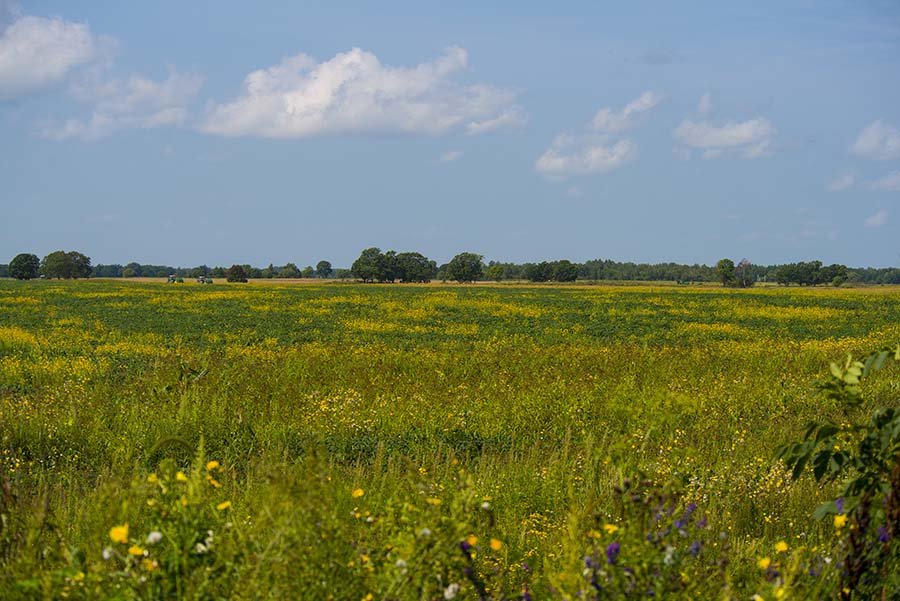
<box><xmin>552</xmin><ymin>260</ymin><xmax>579</xmax><ymax>282</ymax></box>
<box><xmin>277</xmin><ymin>263</ymin><xmax>300</xmax><ymax>278</ymax></box>
<box><xmin>316</xmin><ymin>260</ymin><xmax>333</xmax><ymax>279</ymax></box>
<box><xmin>334</xmin><ymin>268</ymin><xmax>353</xmax><ymax>279</ymax></box>
<box><xmin>351</xmin><ymin>248</ymin><xmax>383</xmax><ymax>283</ymax></box>
<box><xmin>9</xmin><ymin>253</ymin><xmax>40</xmax><ymax>280</ymax></box>
<box><xmin>446</xmin><ymin>252</ymin><xmax>484</xmax><ymax>283</ymax></box>
<box><xmin>210</xmin><ymin>266</ymin><xmax>226</xmax><ymax>278</ymax></box>
<box><xmin>225</xmin><ymin>264</ymin><xmax>249</xmax><ymax>282</ymax></box>
<box><xmin>715</xmin><ymin>259</ymin><xmax>736</xmax><ymax>287</ymax></box>
<box><xmin>42</xmin><ymin>251</ymin><xmax>72</xmax><ymax>279</ymax></box>
<box><xmin>523</xmin><ymin>262</ymin><xmax>552</xmax><ymax>282</ymax></box>
<box><xmin>301</xmin><ymin>265</ymin><xmax>315</xmax><ymax>278</ymax></box>
<box><xmin>122</xmin><ymin>267</ymin><xmax>137</xmax><ymax>278</ymax></box>
<box><xmin>486</xmin><ymin>263</ymin><xmax>504</xmax><ymax>282</ymax></box>
<box><xmin>734</xmin><ymin>258</ymin><xmax>754</xmax><ymax>288</ymax></box>
<box><xmin>262</xmin><ymin>263</ymin><xmax>275</xmax><ymax>278</ymax></box>
<box><xmin>0</xmin><ymin>264</ymin><xmax>8</xmax><ymax>278</ymax></box>
<box><xmin>67</xmin><ymin>252</ymin><xmax>92</xmax><ymax>278</ymax></box>
<box><xmin>92</xmin><ymin>264</ymin><xmax>123</xmax><ymax>278</ymax></box>
<box><xmin>394</xmin><ymin>252</ymin><xmax>437</xmax><ymax>283</ymax></box>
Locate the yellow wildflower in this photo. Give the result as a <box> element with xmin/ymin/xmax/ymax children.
<box><xmin>758</xmin><ymin>557</ymin><xmax>771</xmax><ymax>570</ymax></box>
<box><xmin>128</xmin><ymin>545</ymin><xmax>144</xmax><ymax>556</ymax></box>
<box><xmin>109</xmin><ymin>524</ymin><xmax>129</xmax><ymax>544</ymax></box>
<box><xmin>490</xmin><ymin>538</ymin><xmax>503</xmax><ymax>551</ymax></box>
<box><xmin>834</xmin><ymin>514</ymin><xmax>847</xmax><ymax>529</ymax></box>
<box><xmin>141</xmin><ymin>558</ymin><xmax>158</xmax><ymax>571</ymax></box>
<box><xmin>466</xmin><ymin>534</ymin><xmax>478</xmax><ymax>547</ymax></box>
<box><xmin>425</xmin><ymin>497</ymin><xmax>442</xmax><ymax>505</ymax></box>
<box><xmin>775</xmin><ymin>540</ymin><xmax>789</xmax><ymax>553</ymax></box>
<box><xmin>352</xmin><ymin>488</ymin><xmax>365</xmax><ymax>498</ymax></box>
<box><xmin>216</xmin><ymin>500</ymin><xmax>232</xmax><ymax>511</ymax></box>
<box><xmin>146</xmin><ymin>473</ymin><xmax>158</xmax><ymax>484</ymax></box>
<box><xmin>603</xmin><ymin>523</ymin><xmax>619</xmax><ymax>534</ymax></box>
<box><xmin>176</xmin><ymin>471</ymin><xmax>188</xmax><ymax>482</ymax></box>
<box><xmin>206</xmin><ymin>460</ymin><xmax>220</xmax><ymax>471</ymax></box>
<box><xmin>587</xmin><ymin>530</ymin><xmax>602</xmax><ymax>539</ymax></box>
<box><xmin>206</xmin><ymin>475</ymin><xmax>221</xmax><ymax>488</ymax></box>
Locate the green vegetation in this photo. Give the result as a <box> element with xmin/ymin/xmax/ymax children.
<box><xmin>0</xmin><ymin>280</ymin><xmax>898</xmax><ymax>598</ymax></box>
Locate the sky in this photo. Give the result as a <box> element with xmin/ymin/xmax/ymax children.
<box><xmin>1</xmin><ymin>1</ymin><xmax>899</xmax><ymax>268</ymax></box>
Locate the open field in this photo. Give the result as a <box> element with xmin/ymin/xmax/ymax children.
<box><xmin>1</xmin><ymin>280</ymin><xmax>898</xmax><ymax>599</ymax></box>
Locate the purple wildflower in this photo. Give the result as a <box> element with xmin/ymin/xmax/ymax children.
<box><xmin>835</xmin><ymin>497</ymin><xmax>844</xmax><ymax>513</ymax></box>
<box><xmin>606</xmin><ymin>541</ymin><xmax>621</xmax><ymax>565</ymax></box>
<box><xmin>878</xmin><ymin>525</ymin><xmax>890</xmax><ymax>543</ymax></box>
<box><xmin>689</xmin><ymin>541</ymin><xmax>702</xmax><ymax>556</ymax></box>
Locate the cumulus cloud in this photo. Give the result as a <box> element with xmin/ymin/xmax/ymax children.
<box><xmin>42</xmin><ymin>70</ymin><xmax>203</xmax><ymax>140</ymax></box>
<box><xmin>200</xmin><ymin>47</ymin><xmax>521</xmax><ymax>138</ymax></box>
<box><xmin>438</xmin><ymin>149</ymin><xmax>463</xmax><ymax>163</ymax></box>
<box><xmin>673</xmin><ymin>116</ymin><xmax>776</xmax><ymax>159</ymax></box>
<box><xmin>0</xmin><ymin>15</ymin><xmax>98</xmax><ymax>99</ymax></box>
<box><xmin>591</xmin><ymin>90</ymin><xmax>662</xmax><ymax>133</ymax></box>
<box><xmin>851</xmin><ymin>120</ymin><xmax>900</xmax><ymax>160</ymax></box>
<box><xmin>868</xmin><ymin>170</ymin><xmax>900</xmax><ymax>192</ymax></box>
<box><xmin>864</xmin><ymin>209</ymin><xmax>888</xmax><ymax>228</ymax></box>
<box><xmin>535</xmin><ymin>134</ymin><xmax>636</xmax><ymax>177</ymax></box>
<box><xmin>827</xmin><ymin>172</ymin><xmax>855</xmax><ymax>191</ymax></box>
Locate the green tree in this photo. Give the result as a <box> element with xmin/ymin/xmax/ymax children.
<box><xmin>486</xmin><ymin>264</ymin><xmax>504</xmax><ymax>282</ymax></box>
<box><xmin>42</xmin><ymin>251</ymin><xmax>72</xmax><ymax>279</ymax></box>
<box><xmin>67</xmin><ymin>251</ymin><xmax>92</xmax><ymax>279</ymax></box>
<box><xmin>351</xmin><ymin>248</ymin><xmax>383</xmax><ymax>283</ymax></box>
<box><xmin>734</xmin><ymin>258</ymin><xmax>754</xmax><ymax>288</ymax></box>
<box><xmin>715</xmin><ymin>258</ymin><xmax>735</xmax><ymax>286</ymax></box>
<box><xmin>301</xmin><ymin>265</ymin><xmax>315</xmax><ymax>278</ymax></box>
<box><xmin>9</xmin><ymin>253</ymin><xmax>40</xmax><ymax>280</ymax></box>
<box><xmin>446</xmin><ymin>252</ymin><xmax>484</xmax><ymax>283</ymax></box>
<box><xmin>552</xmin><ymin>260</ymin><xmax>578</xmax><ymax>282</ymax></box>
<box><xmin>278</xmin><ymin>263</ymin><xmax>300</xmax><ymax>278</ymax></box>
<box><xmin>394</xmin><ymin>252</ymin><xmax>437</xmax><ymax>283</ymax></box>
<box><xmin>225</xmin><ymin>265</ymin><xmax>249</xmax><ymax>282</ymax></box>
<box><xmin>316</xmin><ymin>260</ymin><xmax>333</xmax><ymax>279</ymax></box>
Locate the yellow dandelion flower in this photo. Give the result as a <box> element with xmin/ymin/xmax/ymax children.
<box><xmin>146</xmin><ymin>473</ymin><xmax>158</xmax><ymax>484</ymax></box>
<box><xmin>490</xmin><ymin>538</ymin><xmax>503</xmax><ymax>551</ymax></box>
<box><xmin>834</xmin><ymin>514</ymin><xmax>847</xmax><ymax>529</ymax></box>
<box><xmin>775</xmin><ymin>540</ymin><xmax>789</xmax><ymax>553</ymax></box>
<box><xmin>758</xmin><ymin>557</ymin><xmax>771</xmax><ymax>570</ymax></box>
<box><xmin>109</xmin><ymin>524</ymin><xmax>129</xmax><ymax>544</ymax></box>
<box><xmin>206</xmin><ymin>460</ymin><xmax>220</xmax><ymax>471</ymax></box>
<box><xmin>587</xmin><ymin>530</ymin><xmax>602</xmax><ymax>539</ymax></box>
<box><xmin>206</xmin><ymin>475</ymin><xmax>221</xmax><ymax>488</ymax></box>
<box><xmin>216</xmin><ymin>500</ymin><xmax>232</xmax><ymax>511</ymax></box>
<box><xmin>128</xmin><ymin>545</ymin><xmax>144</xmax><ymax>556</ymax></box>
<box><xmin>425</xmin><ymin>497</ymin><xmax>442</xmax><ymax>505</ymax></box>
<box><xmin>603</xmin><ymin>523</ymin><xmax>619</xmax><ymax>534</ymax></box>
<box><xmin>176</xmin><ymin>471</ymin><xmax>188</xmax><ymax>482</ymax></box>
<box><xmin>466</xmin><ymin>534</ymin><xmax>478</xmax><ymax>547</ymax></box>
<box><xmin>141</xmin><ymin>558</ymin><xmax>158</xmax><ymax>571</ymax></box>
<box><xmin>352</xmin><ymin>488</ymin><xmax>365</xmax><ymax>498</ymax></box>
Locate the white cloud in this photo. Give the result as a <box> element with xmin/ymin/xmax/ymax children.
<box><xmin>0</xmin><ymin>15</ymin><xmax>98</xmax><ymax>99</ymax></box>
<box><xmin>697</xmin><ymin>93</ymin><xmax>712</xmax><ymax>116</ymax></box>
<box><xmin>864</xmin><ymin>208</ymin><xmax>888</xmax><ymax>228</ymax></box>
<box><xmin>201</xmin><ymin>47</ymin><xmax>521</xmax><ymax>138</ymax></box>
<box><xmin>438</xmin><ymin>149</ymin><xmax>463</xmax><ymax>163</ymax></box>
<box><xmin>591</xmin><ymin>90</ymin><xmax>662</xmax><ymax>133</ymax></box>
<box><xmin>827</xmin><ymin>172</ymin><xmax>855</xmax><ymax>191</ymax></box>
<box><xmin>43</xmin><ymin>70</ymin><xmax>203</xmax><ymax>140</ymax></box>
<box><xmin>465</xmin><ymin>106</ymin><xmax>526</xmax><ymax>134</ymax></box>
<box><xmin>868</xmin><ymin>170</ymin><xmax>900</xmax><ymax>191</ymax></box>
<box><xmin>535</xmin><ymin>134</ymin><xmax>636</xmax><ymax>177</ymax></box>
<box><xmin>851</xmin><ymin>120</ymin><xmax>900</xmax><ymax>160</ymax></box>
<box><xmin>672</xmin><ymin>116</ymin><xmax>775</xmax><ymax>159</ymax></box>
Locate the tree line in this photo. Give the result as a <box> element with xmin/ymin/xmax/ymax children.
<box><xmin>3</xmin><ymin>250</ymin><xmax>899</xmax><ymax>285</ymax></box>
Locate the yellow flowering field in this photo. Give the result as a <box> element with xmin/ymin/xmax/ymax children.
<box><xmin>0</xmin><ymin>280</ymin><xmax>898</xmax><ymax>599</ymax></box>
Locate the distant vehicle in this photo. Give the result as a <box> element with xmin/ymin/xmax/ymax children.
<box><xmin>196</xmin><ymin>276</ymin><xmax>213</xmax><ymax>284</ymax></box>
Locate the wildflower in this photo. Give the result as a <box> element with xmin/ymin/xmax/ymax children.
<box><xmin>587</xmin><ymin>530</ymin><xmax>602</xmax><ymax>539</ymax></box>
<box><xmin>362</xmin><ymin>595</ymin><xmax>373</xmax><ymax>601</ymax></box>
<box><xmin>775</xmin><ymin>540</ymin><xmax>789</xmax><ymax>553</ymax></box>
<box><xmin>481</xmin><ymin>501</ymin><xmax>491</xmax><ymax>510</ymax></box>
<box><xmin>176</xmin><ymin>471</ymin><xmax>188</xmax><ymax>482</ymax></box>
<box><xmin>466</xmin><ymin>534</ymin><xmax>478</xmax><ymax>547</ymax></box>
<box><xmin>206</xmin><ymin>460</ymin><xmax>220</xmax><ymax>471</ymax></box>
<box><xmin>109</xmin><ymin>524</ymin><xmax>129</xmax><ymax>544</ymax></box>
<box><xmin>605</xmin><ymin>541</ymin><xmax>620</xmax><ymax>565</ymax></box>
<box><xmin>490</xmin><ymin>538</ymin><xmax>503</xmax><ymax>551</ymax></box>
<box><xmin>141</xmin><ymin>558</ymin><xmax>158</xmax><ymax>571</ymax></box>
<box><xmin>689</xmin><ymin>541</ymin><xmax>702</xmax><ymax>556</ymax></box>
<box><xmin>444</xmin><ymin>583</ymin><xmax>460</xmax><ymax>600</ymax></box>
<box><xmin>146</xmin><ymin>531</ymin><xmax>162</xmax><ymax>545</ymax></box>
<box><xmin>878</xmin><ymin>525</ymin><xmax>890</xmax><ymax>543</ymax></box>
<box><xmin>128</xmin><ymin>545</ymin><xmax>145</xmax><ymax>556</ymax></box>
<box><xmin>418</xmin><ymin>528</ymin><xmax>432</xmax><ymax>537</ymax></box>
<box><xmin>102</xmin><ymin>547</ymin><xmax>113</xmax><ymax>560</ymax></box>
<box><xmin>834</xmin><ymin>514</ymin><xmax>847</xmax><ymax>530</ymax></box>
<box><xmin>664</xmin><ymin>545</ymin><xmax>675</xmax><ymax>565</ymax></box>
<box><xmin>216</xmin><ymin>500</ymin><xmax>232</xmax><ymax>511</ymax></box>
<box><xmin>146</xmin><ymin>473</ymin><xmax>158</xmax><ymax>484</ymax></box>
<box><xmin>425</xmin><ymin>497</ymin><xmax>442</xmax><ymax>505</ymax></box>
<box><xmin>603</xmin><ymin>523</ymin><xmax>619</xmax><ymax>534</ymax></box>
<box><xmin>352</xmin><ymin>488</ymin><xmax>365</xmax><ymax>498</ymax></box>
<box><xmin>395</xmin><ymin>558</ymin><xmax>407</xmax><ymax>570</ymax></box>
<box><xmin>194</xmin><ymin>542</ymin><xmax>208</xmax><ymax>554</ymax></box>
<box><xmin>835</xmin><ymin>497</ymin><xmax>844</xmax><ymax>513</ymax></box>
<box><xmin>758</xmin><ymin>557</ymin><xmax>772</xmax><ymax>570</ymax></box>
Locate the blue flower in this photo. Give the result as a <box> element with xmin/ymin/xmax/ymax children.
<box><xmin>606</xmin><ymin>542</ymin><xmax>621</xmax><ymax>565</ymax></box>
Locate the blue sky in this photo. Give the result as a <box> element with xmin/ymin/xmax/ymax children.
<box><xmin>1</xmin><ymin>1</ymin><xmax>899</xmax><ymax>268</ymax></box>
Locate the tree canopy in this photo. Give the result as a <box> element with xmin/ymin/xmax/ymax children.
<box><xmin>446</xmin><ymin>252</ymin><xmax>484</xmax><ymax>283</ymax></box>
<box><xmin>9</xmin><ymin>253</ymin><xmax>40</xmax><ymax>280</ymax></box>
